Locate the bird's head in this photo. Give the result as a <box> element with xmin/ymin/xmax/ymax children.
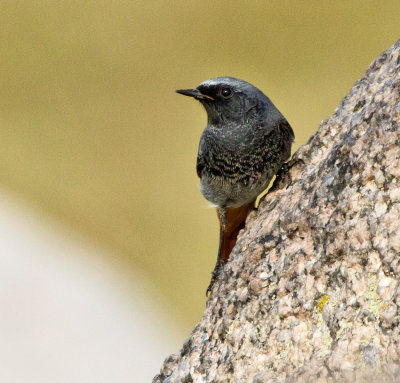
<box><xmin>176</xmin><ymin>77</ymin><xmax>282</xmax><ymax>125</ymax></box>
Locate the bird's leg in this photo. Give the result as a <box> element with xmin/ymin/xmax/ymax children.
<box><xmin>268</xmin><ymin>163</ymin><xmax>291</xmax><ymax>193</ymax></box>
<box><xmin>270</xmin><ymin>156</ymin><xmax>306</xmax><ymax>192</ymax></box>
<box><xmin>206</xmin><ymin>201</ymin><xmax>255</xmax><ymax>296</ymax></box>
<box><xmin>206</xmin><ymin>207</ymin><xmax>226</xmax><ymax>296</ymax></box>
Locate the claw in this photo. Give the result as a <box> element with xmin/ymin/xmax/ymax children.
<box><xmin>206</xmin><ymin>260</ymin><xmax>221</xmax><ymax>296</ymax></box>
<box><xmin>269</xmin><ymin>157</ymin><xmax>304</xmax><ymax>192</ymax></box>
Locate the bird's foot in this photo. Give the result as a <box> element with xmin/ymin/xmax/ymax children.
<box><xmin>269</xmin><ymin>156</ymin><xmax>305</xmax><ymax>192</ymax></box>
<box><xmin>268</xmin><ymin>163</ymin><xmax>291</xmax><ymax>192</ymax></box>
<box><xmin>206</xmin><ymin>260</ymin><xmax>222</xmax><ymax>297</ymax></box>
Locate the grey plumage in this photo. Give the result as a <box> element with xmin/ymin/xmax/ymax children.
<box><xmin>180</xmin><ymin>76</ymin><xmax>294</xmax><ymax>208</ymax></box>
<box><xmin>177</xmin><ymin>76</ymin><xmax>294</xmax><ymax>294</ymax></box>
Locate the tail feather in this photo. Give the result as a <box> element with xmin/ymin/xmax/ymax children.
<box><xmin>217</xmin><ymin>201</ymin><xmax>255</xmax><ymax>264</ymax></box>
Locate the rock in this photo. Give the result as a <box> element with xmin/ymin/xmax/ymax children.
<box><xmin>154</xmin><ymin>39</ymin><xmax>400</xmax><ymax>383</ymax></box>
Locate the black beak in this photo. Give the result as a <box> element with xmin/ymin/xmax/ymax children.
<box><xmin>176</xmin><ymin>88</ymin><xmax>214</xmax><ymax>101</ymax></box>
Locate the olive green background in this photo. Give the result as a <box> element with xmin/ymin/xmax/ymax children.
<box><xmin>1</xmin><ymin>1</ymin><xmax>399</xmax><ymax>335</ymax></box>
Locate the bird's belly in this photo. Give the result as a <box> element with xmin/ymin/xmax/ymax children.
<box><xmin>200</xmin><ymin>172</ymin><xmax>273</xmax><ymax>208</ymax></box>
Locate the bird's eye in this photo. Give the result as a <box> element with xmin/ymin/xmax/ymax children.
<box><xmin>220</xmin><ymin>87</ymin><xmax>232</xmax><ymax>98</ymax></box>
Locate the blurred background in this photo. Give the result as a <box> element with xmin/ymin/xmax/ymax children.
<box><xmin>0</xmin><ymin>1</ymin><xmax>399</xmax><ymax>381</ymax></box>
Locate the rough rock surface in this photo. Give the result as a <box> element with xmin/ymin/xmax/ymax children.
<box><xmin>154</xmin><ymin>40</ymin><xmax>400</xmax><ymax>383</ymax></box>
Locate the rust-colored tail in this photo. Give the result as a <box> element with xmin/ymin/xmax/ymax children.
<box><xmin>206</xmin><ymin>201</ymin><xmax>255</xmax><ymax>295</ymax></box>
<box><xmin>217</xmin><ymin>201</ymin><xmax>255</xmax><ymax>264</ymax></box>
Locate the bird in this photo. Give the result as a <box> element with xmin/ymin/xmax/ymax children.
<box><xmin>176</xmin><ymin>77</ymin><xmax>294</xmax><ymax>295</ymax></box>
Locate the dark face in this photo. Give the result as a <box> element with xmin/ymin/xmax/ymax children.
<box><xmin>177</xmin><ymin>77</ymin><xmax>263</xmax><ymax>125</ymax></box>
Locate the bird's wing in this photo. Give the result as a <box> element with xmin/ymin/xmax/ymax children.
<box><xmin>196</xmin><ymin>137</ymin><xmax>206</xmax><ymax>178</ymax></box>
<box><xmin>257</xmin><ymin>118</ymin><xmax>295</xmax><ymax>168</ymax></box>
<box><xmin>278</xmin><ymin>119</ymin><xmax>295</xmax><ymax>143</ymax></box>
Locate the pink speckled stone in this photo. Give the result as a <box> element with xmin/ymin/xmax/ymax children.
<box><xmin>154</xmin><ymin>40</ymin><xmax>400</xmax><ymax>383</ymax></box>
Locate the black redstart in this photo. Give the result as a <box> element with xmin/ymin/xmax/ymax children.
<box><xmin>177</xmin><ymin>77</ymin><xmax>294</xmax><ymax>295</ymax></box>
